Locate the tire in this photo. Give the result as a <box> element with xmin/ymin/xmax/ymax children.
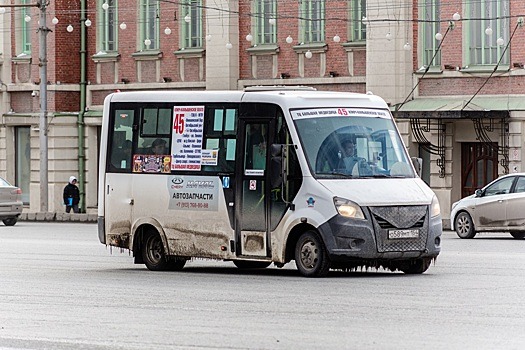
<box><xmin>233</xmin><ymin>260</ymin><xmax>271</xmax><ymax>269</ymax></box>
<box><xmin>510</xmin><ymin>232</ymin><xmax>525</xmax><ymax>239</ymax></box>
<box><xmin>295</xmin><ymin>230</ymin><xmax>331</xmax><ymax>277</ymax></box>
<box><xmin>142</xmin><ymin>233</ymin><xmax>170</xmax><ymax>271</ymax></box>
<box><xmin>2</xmin><ymin>218</ymin><xmax>17</xmax><ymax>226</ymax></box>
<box><xmin>455</xmin><ymin>212</ymin><xmax>476</xmax><ymax>239</ymax></box>
<box><xmin>398</xmin><ymin>258</ymin><xmax>432</xmax><ymax>274</ymax></box>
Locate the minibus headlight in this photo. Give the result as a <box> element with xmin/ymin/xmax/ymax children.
<box><xmin>431</xmin><ymin>195</ymin><xmax>441</xmax><ymax>218</ymax></box>
<box><xmin>334</xmin><ymin>197</ymin><xmax>365</xmax><ymax>219</ymax></box>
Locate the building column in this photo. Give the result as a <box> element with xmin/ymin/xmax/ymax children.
<box><xmin>366</xmin><ymin>0</ymin><xmax>413</xmax><ymax>106</ymax></box>
<box><xmin>205</xmin><ymin>0</ymin><xmax>239</xmax><ymax>90</ymax></box>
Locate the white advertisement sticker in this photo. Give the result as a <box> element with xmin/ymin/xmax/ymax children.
<box><xmin>168</xmin><ymin>176</ymin><xmax>220</xmax><ymax>211</ymax></box>
<box><xmin>171</xmin><ymin>106</ymin><xmax>205</xmax><ymax>171</ymax></box>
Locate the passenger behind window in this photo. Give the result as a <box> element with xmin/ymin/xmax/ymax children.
<box><xmin>150</xmin><ymin>138</ymin><xmax>168</xmax><ymax>155</ymax></box>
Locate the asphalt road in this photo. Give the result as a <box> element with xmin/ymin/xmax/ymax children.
<box><xmin>1</xmin><ymin>222</ymin><xmax>525</xmax><ymax>350</ymax></box>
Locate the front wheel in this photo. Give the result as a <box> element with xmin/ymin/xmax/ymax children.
<box><xmin>455</xmin><ymin>212</ymin><xmax>476</xmax><ymax>239</ymax></box>
<box><xmin>2</xmin><ymin>218</ymin><xmax>17</xmax><ymax>226</ymax></box>
<box><xmin>295</xmin><ymin>230</ymin><xmax>330</xmax><ymax>277</ymax></box>
<box><xmin>510</xmin><ymin>232</ymin><xmax>525</xmax><ymax>239</ymax></box>
<box><xmin>142</xmin><ymin>233</ymin><xmax>170</xmax><ymax>271</ymax></box>
<box><xmin>398</xmin><ymin>258</ymin><xmax>432</xmax><ymax>274</ymax></box>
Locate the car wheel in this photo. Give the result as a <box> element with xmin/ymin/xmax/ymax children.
<box><xmin>455</xmin><ymin>212</ymin><xmax>476</xmax><ymax>239</ymax></box>
<box><xmin>510</xmin><ymin>232</ymin><xmax>525</xmax><ymax>239</ymax></box>
<box><xmin>397</xmin><ymin>258</ymin><xmax>432</xmax><ymax>274</ymax></box>
<box><xmin>233</xmin><ymin>260</ymin><xmax>271</xmax><ymax>269</ymax></box>
<box><xmin>2</xmin><ymin>218</ymin><xmax>17</xmax><ymax>226</ymax></box>
<box><xmin>142</xmin><ymin>233</ymin><xmax>169</xmax><ymax>271</ymax></box>
<box><xmin>295</xmin><ymin>230</ymin><xmax>330</xmax><ymax>277</ymax></box>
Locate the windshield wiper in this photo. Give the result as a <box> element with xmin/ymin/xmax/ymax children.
<box><xmin>360</xmin><ymin>174</ymin><xmax>407</xmax><ymax>178</ymax></box>
<box><xmin>316</xmin><ymin>171</ymin><xmax>355</xmax><ymax>178</ymax></box>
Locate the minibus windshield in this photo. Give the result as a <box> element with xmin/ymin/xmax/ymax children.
<box><xmin>291</xmin><ymin>108</ymin><xmax>415</xmax><ymax>179</ymax></box>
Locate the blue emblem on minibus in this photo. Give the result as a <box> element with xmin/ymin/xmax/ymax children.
<box><xmin>306</xmin><ymin>197</ymin><xmax>315</xmax><ymax>207</ymax></box>
<box><xmin>222</xmin><ymin>177</ymin><xmax>230</xmax><ymax>189</ymax></box>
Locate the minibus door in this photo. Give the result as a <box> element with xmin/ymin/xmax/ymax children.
<box><xmin>236</xmin><ymin>120</ymin><xmax>273</xmax><ymax>258</ymax></box>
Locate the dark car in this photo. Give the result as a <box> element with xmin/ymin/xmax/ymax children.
<box><xmin>0</xmin><ymin>176</ymin><xmax>23</xmax><ymax>226</ymax></box>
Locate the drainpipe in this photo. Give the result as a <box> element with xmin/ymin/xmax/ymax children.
<box><xmin>78</xmin><ymin>0</ymin><xmax>87</xmax><ymax>212</ymax></box>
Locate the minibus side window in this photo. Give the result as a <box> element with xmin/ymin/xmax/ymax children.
<box><xmin>270</xmin><ymin>112</ymin><xmax>302</xmax><ymax>230</ymax></box>
<box><xmin>108</xmin><ymin>109</ymin><xmax>135</xmax><ymax>172</ymax></box>
<box><xmin>138</xmin><ymin>107</ymin><xmax>172</xmax><ymax>155</ymax></box>
<box><xmin>202</xmin><ymin>107</ymin><xmax>238</xmax><ymax>173</ymax></box>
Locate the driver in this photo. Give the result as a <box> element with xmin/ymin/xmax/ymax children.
<box><xmin>338</xmin><ymin>139</ymin><xmax>372</xmax><ymax>175</ymax></box>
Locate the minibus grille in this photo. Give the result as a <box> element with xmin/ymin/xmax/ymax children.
<box><xmin>369</xmin><ymin>205</ymin><xmax>429</xmax><ymax>253</ymax></box>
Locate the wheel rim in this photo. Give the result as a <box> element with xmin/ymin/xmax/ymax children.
<box><xmin>457</xmin><ymin>215</ymin><xmax>470</xmax><ymax>236</ymax></box>
<box><xmin>146</xmin><ymin>236</ymin><xmax>163</xmax><ymax>265</ymax></box>
<box><xmin>300</xmin><ymin>240</ymin><xmax>319</xmax><ymax>270</ymax></box>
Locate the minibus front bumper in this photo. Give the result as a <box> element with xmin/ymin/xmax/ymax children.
<box><xmin>317</xmin><ymin>205</ymin><xmax>442</xmax><ymax>263</ymax></box>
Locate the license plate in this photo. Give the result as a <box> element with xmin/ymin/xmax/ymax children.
<box><xmin>388</xmin><ymin>229</ymin><xmax>419</xmax><ymax>239</ymax></box>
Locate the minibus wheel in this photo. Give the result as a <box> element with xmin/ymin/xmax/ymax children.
<box><xmin>295</xmin><ymin>230</ymin><xmax>330</xmax><ymax>277</ymax></box>
<box><xmin>142</xmin><ymin>232</ymin><xmax>169</xmax><ymax>271</ymax></box>
<box><xmin>398</xmin><ymin>258</ymin><xmax>431</xmax><ymax>274</ymax></box>
<box><xmin>2</xmin><ymin>218</ymin><xmax>17</xmax><ymax>226</ymax></box>
<box><xmin>233</xmin><ymin>260</ymin><xmax>271</xmax><ymax>269</ymax></box>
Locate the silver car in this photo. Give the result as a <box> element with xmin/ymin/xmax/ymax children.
<box><xmin>0</xmin><ymin>176</ymin><xmax>23</xmax><ymax>226</ymax></box>
<box><xmin>450</xmin><ymin>173</ymin><xmax>525</xmax><ymax>239</ymax></box>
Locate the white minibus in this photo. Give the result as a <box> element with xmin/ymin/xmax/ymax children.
<box><xmin>98</xmin><ymin>89</ymin><xmax>441</xmax><ymax>277</ymax></box>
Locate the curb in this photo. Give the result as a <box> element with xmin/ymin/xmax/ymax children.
<box><xmin>19</xmin><ymin>212</ymin><xmax>97</xmax><ymax>223</ymax></box>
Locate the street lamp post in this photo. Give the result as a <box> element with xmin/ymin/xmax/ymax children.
<box><xmin>38</xmin><ymin>0</ymin><xmax>49</xmax><ymax>212</ymax></box>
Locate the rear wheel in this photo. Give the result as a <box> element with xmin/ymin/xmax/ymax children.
<box><xmin>233</xmin><ymin>260</ymin><xmax>271</xmax><ymax>269</ymax></box>
<box><xmin>455</xmin><ymin>212</ymin><xmax>476</xmax><ymax>239</ymax></box>
<box><xmin>295</xmin><ymin>230</ymin><xmax>330</xmax><ymax>277</ymax></box>
<box><xmin>142</xmin><ymin>233</ymin><xmax>169</xmax><ymax>271</ymax></box>
<box><xmin>2</xmin><ymin>218</ymin><xmax>17</xmax><ymax>226</ymax></box>
<box><xmin>398</xmin><ymin>258</ymin><xmax>432</xmax><ymax>274</ymax></box>
<box><xmin>510</xmin><ymin>232</ymin><xmax>525</xmax><ymax>239</ymax></box>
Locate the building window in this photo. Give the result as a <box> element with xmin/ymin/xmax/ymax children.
<box><xmin>420</xmin><ymin>0</ymin><xmax>440</xmax><ymax>67</ymax></box>
<box><xmin>181</xmin><ymin>0</ymin><xmax>203</xmax><ymax>49</ymax></box>
<box><xmin>351</xmin><ymin>0</ymin><xmax>366</xmax><ymax>42</ymax></box>
<box><xmin>21</xmin><ymin>0</ymin><xmax>31</xmax><ymax>54</ymax></box>
<box><xmin>139</xmin><ymin>0</ymin><xmax>159</xmax><ymax>50</ymax></box>
<box><xmin>15</xmin><ymin>127</ymin><xmax>31</xmax><ymax>204</ymax></box>
<box><xmin>253</xmin><ymin>0</ymin><xmax>277</xmax><ymax>45</ymax></box>
<box><xmin>301</xmin><ymin>0</ymin><xmax>325</xmax><ymax>43</ymax></box>
<box><xmin>99</xmin><ymin>0</ymin><xmax>118</xmax><ymax>52</ymax></box>
<box><xmin>467</xmin><ymin>0</ymin><xmax>509</xmax><ymax>66</ymax></box>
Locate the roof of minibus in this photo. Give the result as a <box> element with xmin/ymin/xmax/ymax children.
<box><xmin>241</xmin><ymin>90</ymin><xmax>389</xmax><ymax>110</ymax></box>
<box><xmin>106</xmin><ymin>90</ymin><xmax>389</xmax><ymax>110</ymax></box>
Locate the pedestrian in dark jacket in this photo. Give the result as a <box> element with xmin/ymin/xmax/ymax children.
<box><xmin>63</xmin><ymin>176</ymin><xmax>80</xmax><ymax>213</ymax></box>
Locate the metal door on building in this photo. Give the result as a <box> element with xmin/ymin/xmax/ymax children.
<box><xmin>461</xmin><ymin>143</ymin><xmax>498</xmax><ymax>198</ymax></box>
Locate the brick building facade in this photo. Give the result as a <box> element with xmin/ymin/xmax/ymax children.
<box><xmin>0</xmin><ymin>0</ymin><xmax>523</xmax><ymax>228</ymax></box>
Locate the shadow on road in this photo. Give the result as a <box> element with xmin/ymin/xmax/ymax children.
<box><xmin>106</xmin><ymin>265</ymin><xmax>422</xmax><ymax>278</ymax></box>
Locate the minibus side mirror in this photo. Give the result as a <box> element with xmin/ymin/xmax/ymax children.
<box><xmin>411</xmin><ymin>157</ymin><xmax>423</xmax><ymax>177</ymax></box>
<box><xmin>474</xmin><ymin>189</ymin><xmax>483</xmax><ymax>197</ymax></box>
<box><xmin>270</xmin><ymin>144</ymin><xmax>285</xmax><ymax>188</ymax></box>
